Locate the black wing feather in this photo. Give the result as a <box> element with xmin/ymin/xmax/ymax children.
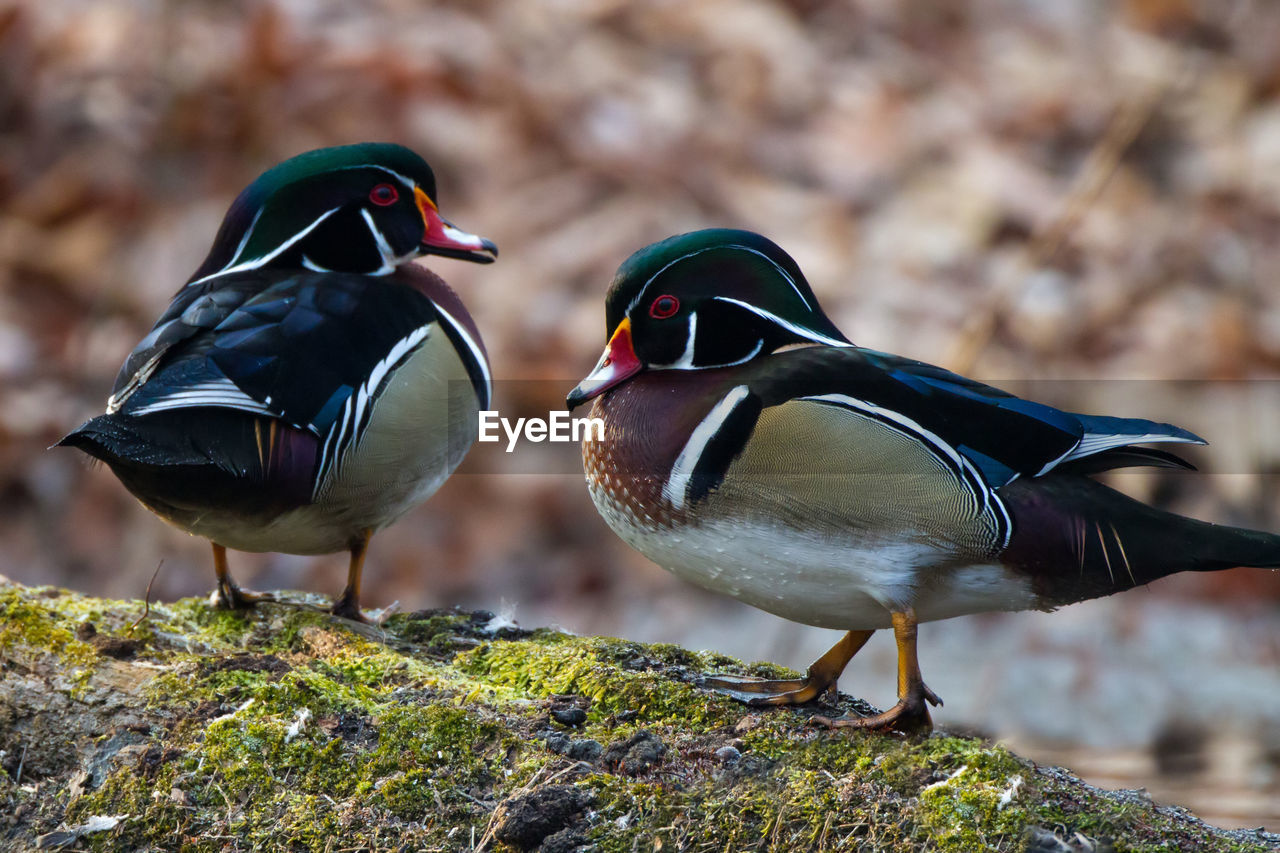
<box><xmin>115</xmin><ymin>271</ymin><xmax>439</xmax><ymax>435</ymax></box>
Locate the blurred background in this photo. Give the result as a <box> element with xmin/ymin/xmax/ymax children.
<box><xmin>1</xmin><ymin>0</ymin><xmax>1278</xmax><ymax>831</ymax></box>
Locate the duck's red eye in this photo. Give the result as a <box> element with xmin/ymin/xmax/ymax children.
<box><xmin>649</xmin><ymin>295</ymin><xmax>680</xmax><ymax>319</ymax></box>
<box><xmin>369</xmin><ymin>183</ymin><xmax>399</xmax><ymax>206</ymax></box>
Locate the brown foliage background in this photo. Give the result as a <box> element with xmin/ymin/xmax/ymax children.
<box><xmin>2</xmin><ymin>0</ymin><xmax>1279</xmax><ymax>828</ymax></box>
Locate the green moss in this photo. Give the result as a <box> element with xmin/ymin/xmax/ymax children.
<box><xmin>153</xmin><ymin>597</ymin><xmax>261</xmax><ymax>648</ymax></box>
<box><xmin>0</xmin><ymin>587</ymin><xmax>103</xmax><ymax>682</ymax></box>
<box><xmin>455</xmin><ymin>632</ymin><xmax>740</xmax><ymax>727</ymax></box>
<box><xmin>383</xmin><ymin>608</ymin><xmax>483</xmax><ymax>656</ymax></box>
<box><xmin>6</xmin><ymin>584</ymin><xmax>1274</xmax><ymax>853</ymax></box>
<box><xmin>72</xmin><ymin>659</ymin><xmax>522</xmax><ymax>851</ymax></box>
<box><xmin>908</xmin><ymin>741</ymin><xmax>1030</xmax><ymax>851</ymax></box>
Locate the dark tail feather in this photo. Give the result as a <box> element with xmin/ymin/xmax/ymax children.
<box><xmin>57</xmin><ymin>411</ymin><xmax>318</xmax><ymax>519</ymax></box>
<box><xmin>58</xmin><ymin>414</ymin><xmax>217</xmax><ymax>469</ymax></box>
<box><xmin>1000</xmin><ymin>474</ymin><xmax>1280</xmax><ymax>608</ymax></box>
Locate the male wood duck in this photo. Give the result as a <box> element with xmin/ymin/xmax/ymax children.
<box><xmin>60</xmin><ymin>143</ymin><xmax>496</xmax><ymax>621</ymax></box>
<box><xmin>567</xmin><ymin>228</ymin><xmax>1280</xmax><ymax>731</ymax></box>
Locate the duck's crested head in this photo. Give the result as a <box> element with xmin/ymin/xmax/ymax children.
<box><xmin>568</xmin><ymin>229</ymin><xmax>849</xmax><ymax>408</ymax></box>
<box><xmin>189</xmin><ymin>143</ymin><xmax>496</xmax><ymax>284</ymax></box>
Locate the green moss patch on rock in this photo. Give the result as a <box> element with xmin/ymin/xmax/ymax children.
<box><xmin>2</xmin><ymin>578</ymin><xmax>1276</xmax><ymax>852</ymax></box>
<box><xmin>454</xmin><ymin>631</ymin><xmax>745</xmax><ymax>728</ymax></box>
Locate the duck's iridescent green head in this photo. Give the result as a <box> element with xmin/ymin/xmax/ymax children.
<box><xmin>188</xmin><ymin>143</ymin><xmax>496</xmax><ymax>283</ymax></box>
<box><xmin>567</xmin><ymin>229</ymin><xmax>850</xmax><ymax>407</ymax></box>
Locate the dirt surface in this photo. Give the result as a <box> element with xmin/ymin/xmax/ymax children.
<box><xmin>2</xmin><ymin>578</ymin><xmax>1277</xmax><ymax>852</ymax></box>
<box><xmin>493</xmin><ymin>784</ymin><xmax>594</xmax><ymax>850</ymax></box>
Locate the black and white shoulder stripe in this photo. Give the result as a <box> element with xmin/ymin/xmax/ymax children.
<box><xmin>313</xmin><ymin>322</ymin><xmax>433</xmax><ymax>494</ymax></box>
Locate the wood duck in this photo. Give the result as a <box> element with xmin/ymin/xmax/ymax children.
<box><xmin>60</xmin><ymin>143</ymin><xmax>496</xmax><ymax>621</ymax></box>
<box><xmin>567</xmin><ymin>228</ymin><xmax>1280</xmax><ymax>731</ymax></box>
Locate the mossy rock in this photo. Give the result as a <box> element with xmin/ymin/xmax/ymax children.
<box><xmin>1</xmin><ymin>578</ymin><xmax>1275</xmax><ymax>852</ymax></box>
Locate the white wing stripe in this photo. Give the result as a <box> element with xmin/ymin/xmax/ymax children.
<box><xmin>1068</xmin><ymin>431</ymin><xmax>1203</xmax><ymax>460</ymax></box>
<box><xmin>130</xmin><ymin>395</ymin><xmax>274</xmax><ymax>414</ymax></box>
<box><xmin>107</xmin><ymin>348</ymin><xmax>168</xmax><ymax>413</ymax></box>
<box><xmin>353</xmin><ymin>385</ymin><xmax>370</xmax><ymax>437</ymax></box>
<box><xmin>312</xmin><ymin>323</ymin><xmax>432</xmax><ymax>496</ymax></box>
<box><xmin>1034</xmin><ymin>445</ymin><xmax>1077</xmax><ymax>478</ymax></box>
<box><xmin>1037</xmin><ymin>430</ymin><xmax>1204</xmax><ymax>477</ymax></box>
<box><xmin>127</xmin><ymin>378</ymin><xmax>276</xmax><ymax>417</ymax></box>
<box><xmin>366</xmin><ymin>325</ymin><xmax>430</xmax><ymax>395</ymax></box>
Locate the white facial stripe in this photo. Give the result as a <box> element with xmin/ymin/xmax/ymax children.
<box><xmin>712</xmin><ymin>297</ymin><xmax>850</xmax><ymax>348</ymax></box>
<box><xmin>325</xmin><ymin>162</ymin><xmax>419</xmax><ymax>190</ymax></box>
<box><xmin>191</xmin><ymin>206</ymin><xmax>342</xmax><ymax>286</ymax></box>
<box><xmin>361</xmin><ymin>164</ymin><xmax>417</xmax><ymax>190</ymax></box>
<box><xmin>625</xmin><ymin>249</ymin><xmax>708</xmax><ymax>317</ymax></box>
<box><xmin>663</xmin><ymin>384</ymin><xmax>752</xmax><ymax>510</ymax></box>
<box><xmin>192</xmin><ymin>161</ymin><xmax>425</xmax><ymax>288</ymax></box>
<box><xmin>226</xmin><ymin>206</ymin><xmax>264</xmax><ymax>270</ymax></box>
<box><xmin>732</xmin><ymin>245</ymin><xmax>812</xmax><ymax>310</ymax></box>
<box><xmin>432</xmin><ymin>302</ymin><xmax>492</xmax><ymax>409</ymax></box>
<box><xmin>301</xmin><ymin>256</ymin><xmax>333</xmax><ymax>273</ymax></box>
<box><xmin>721</xmin><ymin>338</ymin><xmax>764</xmax><ymax>367</ymax></box>
<box><xmin>361</xmin><ymin>208</ymin><xmax>401</xmax><ymax>274</ymax></box>
<box><xmin>625</xmin><ymin>242</ymin><xmax>813</xmax><ymax>319</ymax></box>
<box><xmin>651</xmin><ymin>312</ymin><xmax>698</xmax><ymax>369</ymax></box>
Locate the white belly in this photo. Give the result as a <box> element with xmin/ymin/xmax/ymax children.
<box><xmin>592</xmin><ymin>490</ymin><xmax>1038</xmax><ymax>629</ymax></box>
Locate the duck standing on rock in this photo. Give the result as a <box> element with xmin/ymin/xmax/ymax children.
<box><xmin>60</xmin><ymin>143</ymin><xmax>497</xmax><ymax>621</ymax></box>
<box><xmin>567</xmin><ymin>228</ymin><xmax>1280</xmax><ymax>731</ymax></box>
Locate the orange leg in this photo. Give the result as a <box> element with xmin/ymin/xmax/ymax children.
<box><xmin>704</xmin><ymin>629</ymin><xmax>875</xmax><ymax>705</ymax></box>
<box><xmin>812</xmin><ymin>608</ymin><xmax>941</xmax><ymax>733</ymax></box>
<box><xmin>211</xmin><ymin>543</ymin><xmax>275</xmax><ymax>609</ymax></box>
<box><xmin>330</xmin><ymin>528</ymin><xmax>373</xmax><ymax>622</ymax></box>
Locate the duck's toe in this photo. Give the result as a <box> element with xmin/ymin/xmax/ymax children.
<box><xmin>703</xmin><ymin>672</ymin><xmax>838</xmax><ymax>706</ymax></box>
<box><xmin>211</xmin><ymin>583</ymin><xmax>277</xmax><ymax>610</ymax></box>
<box><xmin>329</xmin><ymin>594</ymin><xmax>370</xmax><ymax>623</ymax></box>
<box><xmin>810</xmin><ymin>681</ymin><xmax>941</xmax><ymax>734</ymax></box>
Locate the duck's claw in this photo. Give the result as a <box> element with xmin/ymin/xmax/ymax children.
<box><xmin>703</xmin><ymin>672</ymin><xmax>837</xmax><ymax>706</ymax></box>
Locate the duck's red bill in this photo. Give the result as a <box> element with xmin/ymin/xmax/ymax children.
<box><xmin>566</xmin><ymin>319</ymin><xmax>641</xmax><ymax>409</ymax></box>
<box><xmin>416</xmin><ymin>187</ymin><xmax>497</xmax><ymax>264</ymax></box>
